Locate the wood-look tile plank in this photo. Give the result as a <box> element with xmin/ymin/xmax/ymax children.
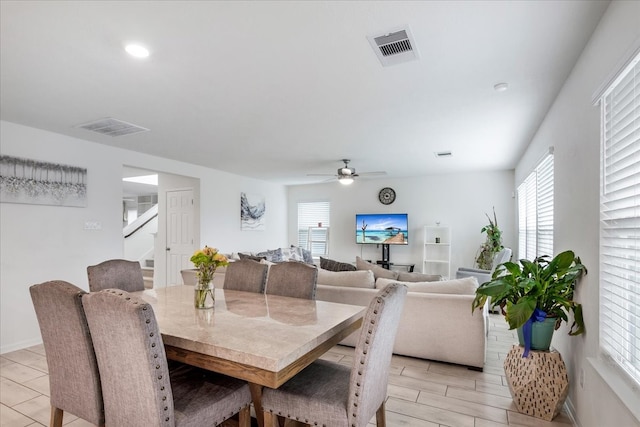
<box><xmin>0</xmin><ymin>362</ymin><xmax>47</xmax><ymax>384</ymax></box>
<box><xmin>387</xmin><ymin>383</ymin><xmax>420</xmax><ymax>402</ymax></box>
<box><xmin>401</xmin><ymin>366</ymin><xmax>476</xmax><ymax>390</ymax></box>
<box><xmin>445</xmin><ymin>386</ymin><xmax>517</xmax><ymax>411</ymax></box>
<box><xmin>21</xmin><ymin>376</ymin><xmax>50</xmax><ymax>397</ymax></box>
<box><xmin>475</xmin><ymin>380</ymin><xmax>513</xmax><ymax>398</ymax></box>
<box><xmin>426</xmin><ymin>363</ymin><xmax>502</xmax><ymax>384</ymax></box>
<box><xmin>11</xmin><ymin>395</ymin><xmax>77</xmax><ymax>426</ymax></box>
<box><xmin>387</xmin><ymin>372</ymin><xmax>448</xmax><ymax>396</ymax></box>
<box><xmin>1</xmin><ymin>350</ymin><xmax>48</xmax><ymax>374</ymax></box>
<box><xmin>1</xmin><ymin>403</ymin><xmax>37</xmax><ymax>427</ymax></box>
<box><xmin>416</xmin><ymin>390</ymin><xmax>509</xmax><ymax>424</ymax></box>
<box><xmin>0</xmin><ymin>377</ymin><xmax>41</xmax><ymax>407</ymax></box>
<box><xmin>385</xmin><ymin>397</ymin><xmax>475</xmax><ymax>427</ymax></box>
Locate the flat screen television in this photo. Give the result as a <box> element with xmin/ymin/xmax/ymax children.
<box><xmin>356</xmin><ymin>213</ymin><xmax>408</xmax><ymax>245</ymax></box>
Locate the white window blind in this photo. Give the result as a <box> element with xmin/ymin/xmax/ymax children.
<box><xmin>297</xmin><ymin>201</ymin><xmax>330</xmax><ymax>253</ymax></box>
<box><xmin>517</xmin><ymin>153</ymin><xmax>554</xmax><ymax>260</ymax></box>
<box><xmin>600</xmin><ymin>52</ymin><xmax>640</xmax><ymax>386</ymax></box>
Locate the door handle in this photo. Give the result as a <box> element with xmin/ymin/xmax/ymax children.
<box><xmin>166</xmin><ymin>247</ymin><xmax>170</xmax><ymax>251</ymax></box>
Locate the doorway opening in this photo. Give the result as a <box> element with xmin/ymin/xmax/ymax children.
<box><xmin>122</xmin><ymin>166</ymin><xmax>200</xmax><ymax>288</ymax></box>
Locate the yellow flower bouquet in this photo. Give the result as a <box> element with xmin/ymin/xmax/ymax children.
<box><xmin>190</xmin><ymin>246</ymin><xmax>229</xmax><ymax>308</ymax></box>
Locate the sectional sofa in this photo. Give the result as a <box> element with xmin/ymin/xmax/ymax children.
<box><xmin>314</xmin><ymin>266</ymin><xmax>487</xmax><ymax>370</ymax></box>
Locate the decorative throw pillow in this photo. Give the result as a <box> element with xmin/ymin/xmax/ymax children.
<box><xmin>320</xmin><ymin>257</ymin><xmax>356</xmax><ymax>272</ymax></box>
<box><xmin>291</xmin><ymin>245</ymin><xmax>314</xmax><ymax>264</ymax></box>
<box><xmin>238</xmin><ymin>253</ymin><xmax>267</xmax><ymax>262</ymax></box>
<box><xmin>256</xmin><ymin>248</ymin><xmax>284</xmax><ymax>263</ymax></box>
<box><xmin>355</xmin><ymin>256</ymin><xmax>399</xmax><ymax>280</ymax></box>
<box><xmin>279</xmin><ymin>247</ymin><xmax>296</xmax><ymax>261</ymax></box>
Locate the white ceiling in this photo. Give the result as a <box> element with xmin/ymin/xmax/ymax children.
<box><xmin>0</xmin><ymin>1</ymin><xmax>610</xmax><ymax>185</ymax></box>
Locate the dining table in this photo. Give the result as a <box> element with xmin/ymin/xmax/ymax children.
<box><xmin>132</xmin><ymin>285</ymin><xmax>365</xmax><ymax>427</ymax></box>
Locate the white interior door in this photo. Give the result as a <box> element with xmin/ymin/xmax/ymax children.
<box><xmin>166</xmin><ymin>189</ymin><xmax>194</xmax><ymax>285</ymax></box>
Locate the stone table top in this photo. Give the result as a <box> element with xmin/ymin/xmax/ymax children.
<box><xmin>133</xmin><ymin>285</ymin><xmax>365</xmax><ymax>373</ymax></box>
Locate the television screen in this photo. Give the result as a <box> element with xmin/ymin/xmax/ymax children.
<box><xmin>356</xmin><ymin>213</ymin><xmax>408</xmax><ymax>245</ymax></box>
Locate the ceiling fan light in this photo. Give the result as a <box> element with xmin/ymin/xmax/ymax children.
<box><xmin>339</xmin><ymin>176</ymin><xmax>354</xmax><ymax>185</ymax></box>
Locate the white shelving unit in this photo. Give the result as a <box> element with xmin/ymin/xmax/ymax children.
<box><xmin>423</xmin><ymin>225</ymin><xmax>451</xmax><ymax>279</ymax></box>
<box><xmin>307</xmin><ymin>226</ymin><xmax>330</xmax><ymax>257</ymax></box>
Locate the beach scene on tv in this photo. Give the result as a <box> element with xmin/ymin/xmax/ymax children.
<box><xmin>356</xmin><ymin>213</ymin><xmax>408</xmax><ymax>245</ymax></box>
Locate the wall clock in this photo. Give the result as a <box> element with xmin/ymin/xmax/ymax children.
<box><xmin>378</xmin><ymin>187</ymin><xmax>396</xmax><ymax>205</ymax></box>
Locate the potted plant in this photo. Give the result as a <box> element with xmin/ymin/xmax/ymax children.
<box><xmin>475</xmin><ymin>208</ymin><xmax>504</xmax><ymax>270</ymax></box>
<box><xmin>472</xmin><ymin>250</ymin><xmax>587</xmax><ymax>354</ymax></box>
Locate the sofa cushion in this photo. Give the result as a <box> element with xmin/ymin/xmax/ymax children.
<box><xmin>355</xmin><ymin>257</ymin><xmax>399</xmax><ymax>280</ymax></box>
<box><xmin>320</xmin><ymin>257</ymin><xmax>357</xmax><ymax>272</ymax></box>
<box><xmin>397</xmin><ymin>271</ymin><xmax>442</xmax><ymax>282</ymax></box>
<box><xmin>317</xmin><ymin>269</ymin><xmax>375</xmax><ymax>289</ymax></box>
<box><xmin>375</xmin><ymin>276</ymin><xmax>479</xmax><ymax>295</ymax></box>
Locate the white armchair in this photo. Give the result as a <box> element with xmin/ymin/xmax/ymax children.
<box><xmin>456</xmin><ymin>248</ymin><xmax>512</xmax><ymax>285</ymax></box>
<box><xmin>456</xmin><ymin>248</ymin><xmax>511</xmax><ymax>314</ymax></box>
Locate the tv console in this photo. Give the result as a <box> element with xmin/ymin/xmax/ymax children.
<box><xmin>375</xmin><ymin>261</ymin><xmax>415</xmax><ymax>272</ymax></box>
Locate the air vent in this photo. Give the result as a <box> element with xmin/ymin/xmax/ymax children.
<box><xmin>367</xmin><ymin>27</ymin><xmax>419</xmax><ymax>67</ymax></box>
<box><xmin>435</xmin><ymin>151</ymin><xmax>453</xmax><ymax>158</ymax></box>
<box><xmin>76</xmin><ymin>117</ymin><xmax>149</xmax><ymax>137</ymax></box>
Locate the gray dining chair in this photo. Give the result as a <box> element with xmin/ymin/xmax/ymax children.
<box><xmin>262</xmin><ymin>282</ymin><xmax>408</xmax><ymax>427</ymax></box>
<box><xmin>82</xmin><ymin>289</ymin><xmax>252</xmax><ymax>427</ymax></box>
<box><xmin>29</xmin><ymin>281</ymin><xmax>104</xmax><ymax>427</ymax></box>
<box><xmin>180</xmin><ymin>268</ymin><xmax>198</xmax><ymax>286</ymax></box>
<box><xmin>265</xmin><ymin>261</ymin><xmax>318</xmax><ymax>299</ymax></box>
<box><xmin>223</xmin><ymin>259</ymin><xmax>269</xmax><ymax>293</ymax></box>
<box><xmin>87</xmin><ymin>259</ymin><xmax>145</xmax><ymax>292</ymax></box>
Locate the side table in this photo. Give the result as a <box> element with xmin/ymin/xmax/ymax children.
<box><xmin>503</xmin><ymin>345</ymin><xmax>569</xmax><ymax>421</ymax></box>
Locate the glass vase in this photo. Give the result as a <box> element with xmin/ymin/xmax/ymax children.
<box><xmin>194</xmin><ymin>281</ymin><xmax>214</xmax><ymax>309</ymax></box>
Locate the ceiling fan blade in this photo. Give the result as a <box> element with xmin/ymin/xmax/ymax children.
<box><xmin>306</xmin><ymin>173</ymin><xmax>336</xmax><ymax>177</ymax></box>
<box><xmin>358</xmin><ymin>171</ymin><xmax>387</xmax><ymax>176</ymax></box>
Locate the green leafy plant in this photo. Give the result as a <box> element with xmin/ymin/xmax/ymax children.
<box><xmin>472</xmin><ymin>250</ymin><xmax>587</xmax><ymax>335</ymax></box>
<box><xmin>475</xmin><ymin>208</ymin><xmax>503</xmax><ymax>270</ymax></box>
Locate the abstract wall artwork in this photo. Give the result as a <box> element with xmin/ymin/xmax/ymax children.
<box><xmin>240</xmin><ymin>192</ymin><xmax>265</xmax><ymax>231</ymax></box>
<box><xmin>0</xmin><ymin>155</ymin><xmax>87</xmax><ymax>207</ymax></box>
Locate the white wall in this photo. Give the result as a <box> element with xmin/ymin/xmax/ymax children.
<box><xmin>288</xmin><ymin>170</ymin><xmax>515</xmax><ymax>276</ymax></box>
<box><xmin>0</xmin><ymin>120</ymin><xmax>288</xmax><ymax>353</ymax></box>
<box><xmin>514</xmin><ymin>1</ymin><xmax>640</xmax><ymax>425</ymax></box>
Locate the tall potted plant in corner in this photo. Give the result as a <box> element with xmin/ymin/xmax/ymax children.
<box><xmin>475</xmin><ymin>208</ymin><xmax>503</xmax><ymax>270</ymax></box>
<box><xmin>472</xmin><ymin>250</ymin><xmax>587</xmax><ymax>355</ymax></box>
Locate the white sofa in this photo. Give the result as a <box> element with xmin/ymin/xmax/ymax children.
<box><xmin>315</xmin><ymin>268</ymin><xmax>487</xmax><ymax>370</ymax></box>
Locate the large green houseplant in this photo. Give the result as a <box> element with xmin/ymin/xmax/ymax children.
<box><xmin>475</xmin><ymin>208</ymin><xmax>504</xmax><ymax>270</ymax></box>
<box><xmin>472</xmin><ymin>250</ymin><xmax>587</xmax><ymax>352</ymax></box>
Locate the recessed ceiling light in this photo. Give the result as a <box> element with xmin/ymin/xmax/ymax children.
<box><xmin>494</xmin><ymin>82</ymin><xmax>509</xmax><ymax>92</ymax></box>
<box><xmin>125</xmin><ymin>44</ymin><xmax>150</xmax><ymax>58</ymax></box>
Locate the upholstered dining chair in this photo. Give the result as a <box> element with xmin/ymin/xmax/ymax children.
<box><xmin>29</xmin><ymin>281</ymin><xmax>104</xmax><ymax>427</ymax></box>
<box><xmin>265</xmin><ymin>261</ymin><xmax>318</xmax><ymax>299</ymax></box>
<box><xmin>223</xmin><ymin>259</ymin><xmax>269</xmax><ymax>293</ymax></box>
<box><xmin>87</xmin><ymin>259</ymin><xmax>145</xmax><ymax>292</ymax></box>
<box><xmin>82</xmin><ymin>289</ymin><xmax>252</xmax><ymax>427</ymax></box>
<box><xmin>261</xmin><ymin>282</ymin><xmax>408</xmax><ymax>427</ymax></box>
<box><xmin>180</xmin><ymin>268</ymin><xmax>198</xmax><ymax>286</ymax></box>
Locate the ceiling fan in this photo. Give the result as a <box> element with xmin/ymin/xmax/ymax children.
<box><xmin>307</xmin><ymin>159</ymin><xmax>387</xmax><ymax>185</ymax></box>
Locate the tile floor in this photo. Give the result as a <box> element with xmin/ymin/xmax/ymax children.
<box><xmin>1</xmin><ymin>314</ymin><xmax>575</xmax><ymax>427</ymax></box>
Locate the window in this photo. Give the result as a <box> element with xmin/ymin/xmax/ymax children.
<box><xmin>517</xmin><ymin>152</ymin><xmax>554</xmax><ymax>260</ymax></box>
<box><xmin>297</xmin><ymin>201</ymin><xmax>330</xmax><ymax>256</ymax></box>
<box><xmin>599</xmin><ymin>51</ymin><xmax>640</xmax><ymax>387</ymax></box>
